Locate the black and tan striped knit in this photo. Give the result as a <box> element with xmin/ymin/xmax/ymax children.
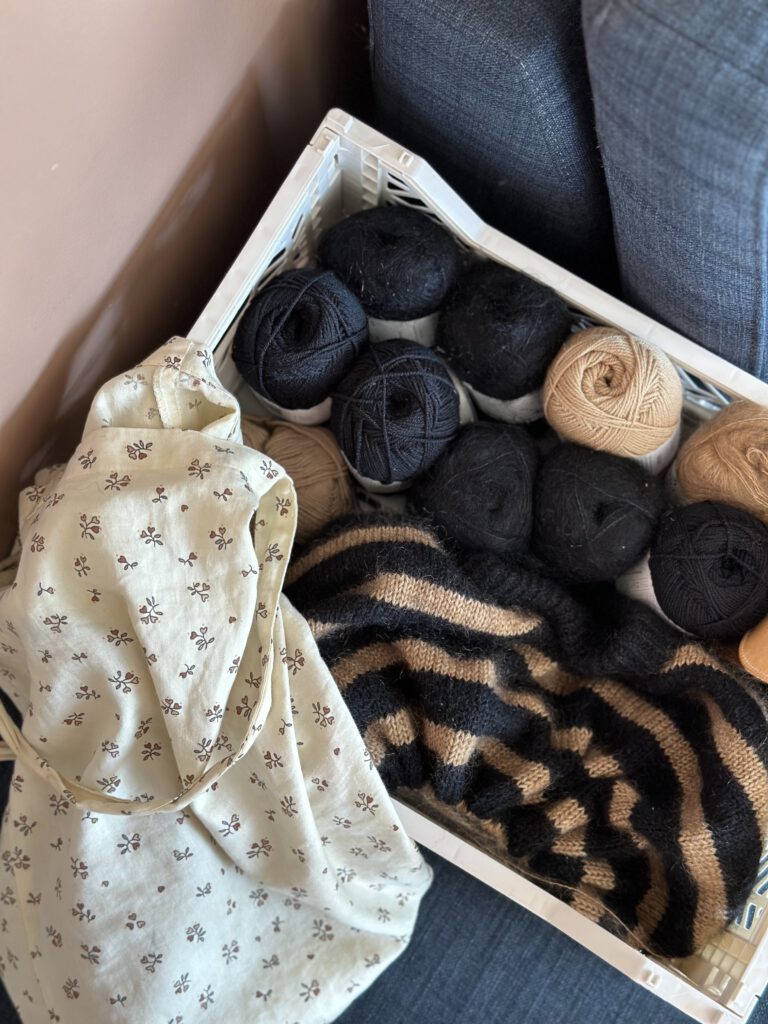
<box><xmin>285</xmin><ymin>515</ymin><xmax>768</xmax><ymax>958</ymax></box>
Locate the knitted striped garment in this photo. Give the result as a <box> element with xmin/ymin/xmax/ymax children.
<box><xmin>285</xmin><ymin>516</ymin><xmax>768</xmax><ymax>958</ymax></box>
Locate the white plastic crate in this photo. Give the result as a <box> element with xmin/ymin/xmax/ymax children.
<box><xmin>190</xmin><ymin>108</ymin><xmax>768</xmax><ymax>1024</ymax></box>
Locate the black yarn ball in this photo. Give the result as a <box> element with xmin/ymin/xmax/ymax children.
<box><xmin>409</xmin><ymin>422</ymin><xmax>538</xmax><ymax>557</ymax></box>
<box><xmin>331</xmin><ymin>339</ymin><xmax>460</xmax><ymax>485</ymax></box>
<box><xmin>232</xmin><ymin>267</ymin><xmax>368</xmax><ymax>409</ymax></box>
<box><xmin>436</xmin><ymin>261</ymin><xmax>572</xmax><ymax>400</ymax></box>
<box><xmin>317</xmin><ymin>206</ymin><xmax>462</xmax><ymax>319</ymax></box>
<box><xmin>649</xmin><ymin>501</ymin><xmax>768</xmax><ymax>640</ymax></box>
<box><xmin>533</xmin><ymin>443</ymin><xmax>664</xmax><ymax>583</ymax></box>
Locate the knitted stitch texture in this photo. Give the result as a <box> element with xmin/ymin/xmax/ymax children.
<box><xmin>285</xmin><ymin>515</ymin><xmax>768</xmax><ymax>958</ymax></box>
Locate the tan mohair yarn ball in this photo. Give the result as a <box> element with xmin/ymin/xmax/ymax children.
<box><xmin>675</xmin><ymin>399</ymin><xmax>768</xmax><ymax>522</ymax></box>
<box><xmin>542</xmin><ymin>327</ymin><xmax>683</xmax><ymax>457</ymax></box>
<box><xmin>241</xmin><ymin>416</ymin><xmax>357</xmax><ymax>542</ymax></box>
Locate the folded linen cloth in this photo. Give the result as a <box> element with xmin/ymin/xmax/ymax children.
<box><xmin>285</xmin><ymin>515</ymin><xmax>768</xmax><ymax>958</ymax></box>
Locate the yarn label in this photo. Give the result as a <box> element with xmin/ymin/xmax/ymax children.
<box><xmin>342</xmin><ymin>451</ymin><xmax>411</xmax><ymax>494</ymax></box>
<box><xmin>253</xmin><ymin>387</ymin><xmax>332</xmax><ymax>426</ymax></box>
<box><xmin>368</xmin><ymin>312</ymin><xmax>439</xmax><ymax>348</ymax></box>
<box><xmin>635</xmin><ymin>421</ymin><xmax>682</xmax><ymax>475</ymax></box>
<box><xmin>444</xmin><ymin>365</ymin><xmax>477</xmax><ymax>425</ymax></box>
<box><xmin>465</xmin><ymin>384</ymin><xmax>543</xmax><ymax>424</ymax></box>
<box><xmin>616</xmin><ymin>554</ymin><xmax>682</xmax><ymax>630</ymax></box>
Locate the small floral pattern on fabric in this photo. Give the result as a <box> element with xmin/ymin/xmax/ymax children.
<box><xmin>0</xmin><ymin>338</ymin><xmax>430</xmax><ymax>1023</ymax></box>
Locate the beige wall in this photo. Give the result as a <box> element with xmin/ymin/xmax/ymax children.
<box><xmin>0</xmin><ymin>0</ymin><xmax>368</xmax><ymax>554</ymax></box>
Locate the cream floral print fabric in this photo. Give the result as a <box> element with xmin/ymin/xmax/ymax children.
<box><xmin>0</xmin><ymin>338</ymin><xmax>431</xmax><ymax>1024</ymax></box>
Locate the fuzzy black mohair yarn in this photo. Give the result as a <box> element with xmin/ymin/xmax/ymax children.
<box><xmin>317</xmin><ymin>206</ymin><xmax>462</xmax><ymax>320</ymax></box>
<box><xmin>232</xmin><ymin>267</ymin><xmax>368</xmax><ymax>410</ymax></box>
<box><xmin>533</xmin><ymin>442</ymin><xmax>664</xmax><ymax>583</ymax></box>
<box><xmin>649</xmin><ymin>501</ymin><xmax>768</xmax><ymax>640</ymax></box>
<box><xmin>331</xmin><ymin>339</ymin><xmax>460</xmax><ymax>486</ymax></box>
<box><xmin>409</xmin><ymin>421</ymin><xmax>538</xmax><ymax>557</ymax></box>
<box><xmin>436</xmin><ymin>261</ymin><xmax>572</xmax><ymax>400</ymax></box>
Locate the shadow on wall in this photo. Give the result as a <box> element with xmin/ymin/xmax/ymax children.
<box><xmin>0</xmin><ymin>0</ymin><xmax>370</xmax><ymax>556</ymax></box>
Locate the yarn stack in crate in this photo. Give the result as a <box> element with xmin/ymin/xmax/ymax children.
<box><xmin>232</xmin><ymin>204</ymin><xmax>768</xmax><ymax>670</ymax></box>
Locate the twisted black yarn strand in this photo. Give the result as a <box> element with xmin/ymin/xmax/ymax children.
<box><xmin>318</xmin><ymin>206</ymin><xmax>462</xmax><ymax>319</ymax></box>
<box><xmin>331</xmin><ymin>339</ymin><xmax>460</xmax><ymax>485</ymax></box>
<box><xmin>232</xmin><ymin>267</ymin><xmax>368</xmax><ymax>409</ymax></box>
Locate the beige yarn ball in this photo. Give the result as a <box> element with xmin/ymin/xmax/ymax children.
<box><xmin>675</xmin><ymin>399</ymin><xmax>768</xmax><ymax>522</ymax></box>
<box><xmin>241</xmin><ymin>416</ymin><xmax>357</xmax><ymax>542</ymax></box>
<box><xmin>542</xmin><ymin>327</ymin><xmax>683</xmax><ymax>458</ymax></box>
